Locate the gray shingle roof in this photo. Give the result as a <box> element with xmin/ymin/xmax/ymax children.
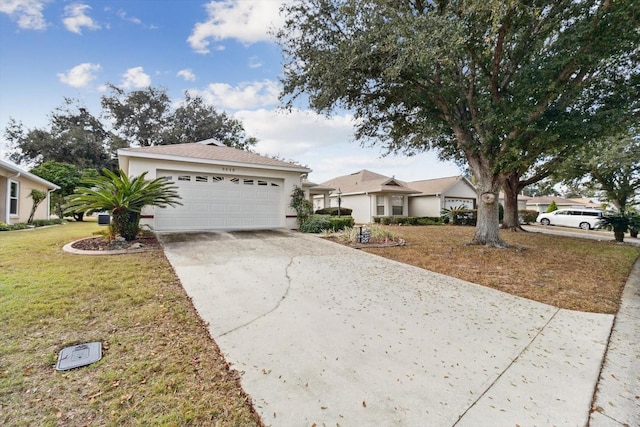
<box><xmin>319</xmin><ymin>169</ymin><xmax>419</xmax><ymax>195</ymax></box>
<box><xmin>119</xmin><ymin>143</ymin><xmax>310</xmax><ymax>172</ymax></box>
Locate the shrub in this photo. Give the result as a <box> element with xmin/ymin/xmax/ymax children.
<box><xmin>416</xmin><ymin>217</ymin><xmax>443</xmax><ymax>225</ymax></box>
<box><xmin>441</xmin><ymin>205</ymin><xmax>476</xmax><ymax>226</ymax></box>
<box><xmin>0</xmin><ymin>219</ymin><xmax>65</xmax><ymax>231</ymax></box>
<box><xmin>290</xmin><ymin>185</ymin><xmax>313</xmax><ymax>226</ymax></box>
<box><xmin>546</xmin><ymin>201</ymin><xmax>558</xmax><ymax>212</ymax></box>
<box><xmin>315</xmin><ymin>206</ymin><xmax>352</xmax><ymax>216</ymax></box>
<box><xmin>519</xmin><ymin>210</ymin><xmax>539</xmax><ymax>224</ymax></box>
<box><xmin>300</xmin><ymin>214</ymin><xmax>332</xmax><ymax>233</ymax></box>
<box><xmin>328</xmin><ymin>216</ymin><xmax>354</xmax><ymax>231</ymax></box>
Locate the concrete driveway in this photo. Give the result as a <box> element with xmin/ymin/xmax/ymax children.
<box><xmin>159</xmin><ymin>230</ymin><xmax>613</xmax><ymax>426</ymax></box>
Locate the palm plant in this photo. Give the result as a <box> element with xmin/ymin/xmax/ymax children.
<box><xmin>65</xmin><ymin>169</ymin><xmax>182</xmax><ymax>240</ymax></box>
<box><xmin>599</xmin><ymin>213</ymin><xmax>633</xmax><ymax>243</ymax></box>
<box><xmin>441</xmin><ymin>205</ymin><xmax>472</xmax><ymax>225</ymax></box>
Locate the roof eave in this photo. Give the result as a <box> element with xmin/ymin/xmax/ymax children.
<box><xmin>118</xmin><ymin>150</ymin><xmax>312</xmax><ymax>174</ymax></box>
<box><xmin>0</xmin><ymin>159</ymin><xmax>60</xmax><ymax>190</ymax></box>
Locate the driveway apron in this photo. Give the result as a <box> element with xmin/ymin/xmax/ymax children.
<box><xmin>159</xmin><ymin>230</ymin><xmax>613</xmax><ymax>426</ymax></box>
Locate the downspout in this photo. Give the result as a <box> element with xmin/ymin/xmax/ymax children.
<box><xmin>46</xmin><ymin>189</ymin><xmax>56</xmax><ymax>220</ymax></box>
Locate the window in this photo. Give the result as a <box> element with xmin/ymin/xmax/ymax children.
<box><xmin>211</xmin><ymin>176</ymin><xmax>224</xmax><ymax>183</ymax></box>
<box><xmin>270</xmin><ymin>182</ymin><xmax>279</xmax><ymax>187</ymax></box>
<box><xmin>9</xmin><ymin>181</ymin><xmax>18</xmax><ymax>215</ymax></box>
<box><xmin>258</xmin><ymin>180</ymin><xmax>268</xmax><ymax>186</ymax></box>
<box><xmin>391</xmin><ymin>195</ymin><xmax>404</xmax><ymax>216</ymax></box>
<box><xmin>195</xmin><ymin>175</ymin><xmax>208</xmax><ymax>183</ymax></box>
<box><xmin>376</xmin><ymin>195</ymin><xmax>385</xmax><ymax>216</ymax></box>
<box><xmin>230</xmin><ymin>178</ymin><xmax>239</xmax><ymax>184</ymax></box>
<box><xmin>178</xmin><ymin>175</ymin><xmax>191</xmax><ymax>181</ymax></box>
<box><xmin>243</xmin><ymin>179</ymin><xmax>254</xmax><ymax>185</ymax></box>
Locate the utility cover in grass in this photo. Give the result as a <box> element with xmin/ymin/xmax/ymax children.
<box><xmin>56</xmin><ymin>342</ymin><xmax>102</xmax><ymax>371</ymax></box>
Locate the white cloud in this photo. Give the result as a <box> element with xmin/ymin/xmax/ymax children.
<box><xmin>187</xmin><ymin>0</ymin><xmax>286</xmax><ymax>53</ymax></box>
<box><xmin>120</xmin><ymin>66</ymin><xmax>151</xmax><ymax>88</ymax></box>
<box><xmin>177</xmin><ymin>69</ymin><xmax>196</xmax><ymax>81</ymax></box>
<box><xmin>235</xmin><ymin>107</ymin><xmax>356</xmax><ymax>156</ymax></box>
<box><xmin>63</xmin><ymin>3</ymin><xmax>100</xmax><ymax>34</ymax></box>
<box><xmin>194</xmin><ymin>80</ymin><xmax>280</xmax><ymax>110</ymax></box>
<box><xmin>117</xmin><ymin>9</ymin><xmax>140</xmax><ymax>25</ymax></box>
<box><xmin>0</xmin><ymin>0</ymin><xmax>49</xmax><ymax>30</ymax></box>
<box><xmin>248</xmin><ymin>56</ymin><xmax>262</xmax><ymax>69</ymax></box>
<box><xmin>57</xmin><ymin>62</ymin><xmax>101</xmax><ymax>87</ymax></box>
<box><xmin>235</xmin><ymin>108</ymin><xmax>462</xmax><ymax>183</ymax></box>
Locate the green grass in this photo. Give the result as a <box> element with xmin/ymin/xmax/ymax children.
<box><xmin>0</xmin><ymin>221</ymin><xmax>261</xmax><ymax>426</ymax></box>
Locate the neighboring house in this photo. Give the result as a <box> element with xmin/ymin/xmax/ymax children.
<box><xmin>408</xmin><ymin>176</ymin><xmax>477</xmax><ymax>217</ymax></box>
<box><xmin>498</xmin><ymin>193</ymin><xmax>531</xmax><ymax>211</ymax></box>
<box><xmin>117</xmin><ymin>139</ymin><xmax>311</xmax><ymax>232</ymax></box>
<box><xmin>303</xmin><ymin>179</ymin><xmax>334</xmax><ymax>211</ymax></box>
<box><xmin>567</xmin><ymin>198</ymin><xmax>603</xmax><ymax>209</ymax></box>
<box><xmin>525</xmin><ymin>196</ymin><xmax>597</xmax><ymax>213</ymax></box>
<box><xmin>0</xmin><ymin>158</ymin><xmax>59</xmax><ymax>225</ymax></box>
<box><xmin>314</xmin><ymin>170</ymin><xmax>420</xmax><ymax>224</ymax></box>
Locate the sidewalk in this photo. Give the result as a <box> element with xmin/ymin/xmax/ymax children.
<box><xmin>589</xmin><ymin>258</ymin><xmax>640</xmax><ymax>426</ymax></box>
<box><xmin>523</xmin><ymin>224</ymin><xmax>640</xmax><ymax>425</ymax></box>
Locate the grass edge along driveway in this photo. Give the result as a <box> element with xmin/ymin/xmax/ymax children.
<box><xmin>0</xmin><ymin>221</ymin><xmax>262</xmax><ymax>426</ymax></box>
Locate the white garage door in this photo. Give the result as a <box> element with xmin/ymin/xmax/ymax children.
<box><xmin>444</xmin><ymin>197</ymin><xmax>475</xmax><ymax>210</ymax></box>
<box><xmin>155</xmin><ymin>171</ymin><xmax>284</xmax><ymax>231</ymax></box>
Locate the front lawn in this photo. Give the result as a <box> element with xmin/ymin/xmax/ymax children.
<box><xmin>0</xmin><ymin>222</ymin><xmax>261</xmax><ymax>426</ymax></box>
<box><xmin>361</xmin><ymin>225</ymin><xmax>640</xmax><ymax>314</ymax></box>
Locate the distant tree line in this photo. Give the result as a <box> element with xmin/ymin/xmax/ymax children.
<box><xmin>4</xmin><ymin>85</ymin><xmax>257</xmax><ymax>171</ymax></box>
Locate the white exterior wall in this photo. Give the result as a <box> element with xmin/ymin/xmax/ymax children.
<box><xmin>122</xmin><ymin>157</ymin><xmax>304</xmax><ymax>230</ymax></box>
<box><xmin>408</xmin><ymin>196</ymin><xmax>442</xmax><ymax>217</ymax></box>
<box><xmin>446</xmin><ymin>180</ymin><xmax>477</xmax><ymax>199</ymax></box>
<box><xmin>331</xmin><ymin>194</ymin><xmax>372</xmax><ymax>224</ymax></box>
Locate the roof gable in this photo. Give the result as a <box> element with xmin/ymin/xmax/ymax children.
<box><xmin>319</xmin><ymin>169</ymin><xmax>419</xmax><ymax>195</ymax></box>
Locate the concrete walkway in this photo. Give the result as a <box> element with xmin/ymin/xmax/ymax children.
<box><xmin>159</xmin><ymin>230</ymin><xmax>621</xmax><ymax>426</ymax></box>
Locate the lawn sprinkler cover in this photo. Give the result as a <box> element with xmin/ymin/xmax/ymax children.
<box><xmin>56</xmin><ymin>342</ymin><xmax>102</xmax><ymax>371</ymax></box>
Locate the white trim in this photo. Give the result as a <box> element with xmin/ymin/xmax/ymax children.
<box><xmin>0</xmin><ymin>158</ymin><xmax>60</xmax><ymax>190</ymax></box>
<box><xmin>118</xmin><ymin>151</ymin><xmax>311</xmax><ymax>174</ymax></box>
<box><xmin>8</xmin><ymin>179</ymin><xmax>19</xmax><ymax>218</ymax></box>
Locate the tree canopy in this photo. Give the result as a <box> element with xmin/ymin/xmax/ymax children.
<box><xmin>277</xmin><ymin>0</ymin><xmax>640</xmax><ymax>247</ymax></box>
<box><xmin>556</xmin><ymin>130</ymin><xmax>640</xmax><ymax>212</ymax></box>
<box><xmin>161</xmin><ymin>92</ymin><xmax>258</xmax><ymax>150</ymax></box>
<box><xmin>5</xmin><ymin>86</ymin><xmax>258</xmax><ymax>169</ymax></box>
<box><xmin>5</xmin><ymin>99</ymin><xmax>120</xmax><ymax>170</ymax></box>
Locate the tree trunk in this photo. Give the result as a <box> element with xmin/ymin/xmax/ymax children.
<box><xmin>501</xmin><ymin>174</ymin><xmax>524</xmax><ymax>231</ymax></box>
<box><xmin>614</xmin><ymin>230</ymin><xmax>625</xmax><ymax>242</ymax></box>
<box><xmin>112</xmin><ymin>210</ymin><xmax>140</xmax><ymax>241</ymax></box>
<box><xmin>467</xmin><ymin>158</ymin><xmax>508</xmax><ymax>248</ymax></box>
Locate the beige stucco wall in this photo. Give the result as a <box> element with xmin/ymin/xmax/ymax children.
<box><xmin>409</xmin><ymin>180</ymin><xmax>478</xmax><ymax>217</ymax></box>
<box><xmin>330</xmin><ymin>194</ymin><xmax>372</xmax><ymax>224</ymax></box>
<box><xmin>0</xmin><ymin>174</ymin><xmax>52</xmax><ymax>224</ymax></box>
<box><xmin>121</xmin><ymin>156</ymin><xmax>305</xmax><ymax>230</ymax></box>
<box><xmin>408</xmin><ymin>196</ymin><xmax>442</xmax><ymax>217</ymax></box>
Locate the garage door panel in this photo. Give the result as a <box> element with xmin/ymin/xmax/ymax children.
<box><xmin>156</xmin><ymin>171</ymin><xmax>284</xmax><ymax>231</ymax></box>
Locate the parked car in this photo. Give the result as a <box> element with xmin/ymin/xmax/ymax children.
<box><xmin>536</xmin><ymin>209</ymin><xmax>604</xmax><ymax>230</ymax></box>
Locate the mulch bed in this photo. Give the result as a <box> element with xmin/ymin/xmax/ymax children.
<box><xmin>71</xmin><ymin>235</ymin><xmax>163</xmax><ymax>252</ymax></box>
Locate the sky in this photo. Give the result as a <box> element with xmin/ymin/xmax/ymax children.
<box><xmin>0</xmin><ymin>0</ymin><xmax>462</xmax><ymax>184</ymax></box>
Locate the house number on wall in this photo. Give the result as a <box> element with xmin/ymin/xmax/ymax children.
<box><xmin>222</xmin><ymin>167</ymin><xmax>235</xmax><ymax>172</ymax></box>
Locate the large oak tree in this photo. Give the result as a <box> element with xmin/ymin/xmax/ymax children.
<box><xmin>277</xmin><ymin>0</ymin><xmax>639</xmax><ymax>247</ymax></box>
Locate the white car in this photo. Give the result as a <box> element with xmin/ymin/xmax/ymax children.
<box><xmin>536</xmin><ymin>209</ymin><xmax>604</xmax><ymax>230</ymax></box>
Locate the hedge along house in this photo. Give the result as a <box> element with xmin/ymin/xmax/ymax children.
<box><xmin>407</xmin><ymin>176</ymin><xmax>477</xmax><ymax>217</ymax></box>
<box><xmin>117</xmin><ymin>139</ymin><xmax>311</xmax><ymax>232</ymax></box>
<box><xmin>316</xmin><ymin>170</ymin><xmax>420</xmax><ymax>224</ymax></box>
<box><xmin>0</xmin><ymin>158</ymin><xmax>59</xmax><ymax>225</ymax></box>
